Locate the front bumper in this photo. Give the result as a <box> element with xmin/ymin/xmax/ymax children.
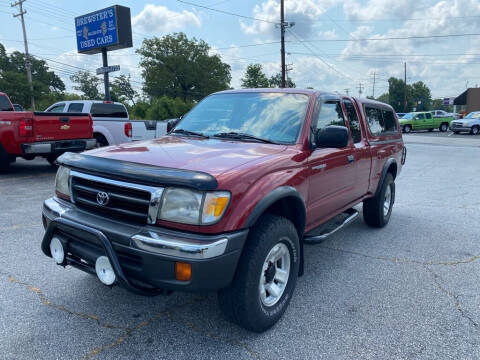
<box><xmin>41</xmin><ymin>197</ymin><xmax>248</xmax><ymax>295</ymax></box>
<box><xmin>23</xmin><ymin>138</ymin><xmax>96</xmax><ymax>155</ymax></box>
<box><xmin>450</xmin><ymin>124</ymin><xmax>470</xmax><ymax>132</ymax></box>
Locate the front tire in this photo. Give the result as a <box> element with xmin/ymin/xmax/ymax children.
<box><xmin>439</xmin><ymin>123</ymin><xmax>448</xmax><ymax>132</ymax></box>
<box><xmin>471</xmin><ymin>126</ymin><xmax>479</xmax><ymax>135</ymax></box>
<box><xmin>363</xmin><ymin>173</ymin><xmax>395</xmax><ymax>228</ymax></box>
<box><xmin>218</xmin><ymin>214</ymin><xmax>300</xmax><ymax>332</ymax></box>
<box><xmin>403</xmin><ymin>125</ymin><xmax>412</xmax><ymax>133</ymax></box>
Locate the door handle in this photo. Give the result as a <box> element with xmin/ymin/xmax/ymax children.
<box><xmin>347</xmin><ymin>155</ymin><xmax>355</xmax><ymax>163</ymax></box>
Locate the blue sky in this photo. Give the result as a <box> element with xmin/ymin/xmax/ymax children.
<box><xmin>1</xmin><ymin>0</ymin><xmax>480</xmax><ymax>103</ymax></box>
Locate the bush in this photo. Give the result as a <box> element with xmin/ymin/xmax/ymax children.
<box><xmin>145</xmin><ymin>96</ymin><xmax>194</xmax><ymax>120</ymax></box>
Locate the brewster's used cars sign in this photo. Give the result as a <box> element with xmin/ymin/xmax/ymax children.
<box><xmin>75</xmin><ymin>5</ymin><xmax>132</xmax><ymax>55</ymax></box>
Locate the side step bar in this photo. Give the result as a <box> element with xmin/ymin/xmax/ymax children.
<box><xmin>303</xmin><ymin>208</ymin><xmax>359</xmax><ymax>244</ymax></box>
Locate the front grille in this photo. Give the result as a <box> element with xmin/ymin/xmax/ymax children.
<box><xmin>72</xmin><ymin>175</ymin><xmax>152</xmax><ymax>223</ymax></box>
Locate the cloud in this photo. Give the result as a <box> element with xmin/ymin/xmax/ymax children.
<box><xmin>240</xmin><ymin>0</ymin><xmax>339</xmax><ymax>39</ymax></box>
<box><xmin>132</xmin><ymin>4</ymin><xmax>201</xmax><ymax>34</ymax></box>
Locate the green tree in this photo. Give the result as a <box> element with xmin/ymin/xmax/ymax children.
<box><xmin>268</xmin><ymin>72</ymin><xmax>296</xmax><ymax>88</ymax></box>
<box><xmin>409</xmin><ymin>81</ymin><xmax>432</xmax><ymax>111</ymax></box>
<box><xmin>70</xmin><ymin>71</ymin><xmax>103</xmax><ymax>100</ymax></box>
<box><xmin>376</xmin><ymin>92</ymin><xmax>390</xmax><ymax>104</ymax></box>
<box><xmin>0</xmin><ymin>43</ymin><xmax>65</xmax><ymax>108</ymax></box>
<box><xmin>241</xmin><ymin>64</ymin><xmax>270</xmax><ymax>88</ymax></box>
<box><xmin>111</xmin><ymin>74</ymin><xmax>137</xmax><ymax>105</ymax></box>
<box><xmin>145</xmin><ymin>96</ymin><xmax>194</xmax><ymax>120</ymax></box>
<box><xmin>137</xmin><ymin>33</ymin><xmax>231</xmax><ymax>101</ymax></box>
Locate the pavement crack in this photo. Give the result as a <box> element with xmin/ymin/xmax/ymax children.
<box><xmin>7</xmin><ymin>275</ymin><xmax>126</xmax><ymax>331</ymax></box>
<box><xmin>319</xmin><ymin>245</ymin><xmax>480</xmax><ymax>267</ymax></box>
<box><xmin>424</xmin><ymin>266</ymin><xmax>479</xmax><ymax>329</ymax></box>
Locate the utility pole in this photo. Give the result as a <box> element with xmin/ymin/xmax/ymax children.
<box><xmin>280</xmin><ymin>0</ymin><xmax>286</xmax><ymax>88</ymax></box>
<box><xmin>372</xmin><ymin>71</ymin><xmax>376</xmax><ymax>98</ymax></box>
<box><xmin>344</xmin><ymin>88</ymin><xmax>350</xmax><ymax>95</ymax></box>
<box><xmin>357</xmin><ymin>83</ymin><xmax>364</xmax><ymax>97</ymax></box>
<box><xmin>279</xmin><ymin>0</ymin><xmax>294</xmax><ymax>88</ymax></box>
<box><xmin>285</xmin><ymin>63</ymin><xmax>293</xmax><ymax>87</ymax></box>
<box><xmin>404</xmin><ymin>62</ymin><xmax>407</xmax><ymax>112</ymax></box>
<box><xmin>11</xmin><ymin>0</ymin><xmax>35</xmax><ymax>110</ymax></box>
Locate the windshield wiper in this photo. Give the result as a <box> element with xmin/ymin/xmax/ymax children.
<box><xmin>213</xmin><ymin>132</ymin><xmax>277</xmax><ymax>144</ymax></box>
<box><xmin>171</xmin><ymin>128</ymin><xmax>209</xmax><ymax>138</ymax></box>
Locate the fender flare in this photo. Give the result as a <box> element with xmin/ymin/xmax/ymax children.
<box><xmin>93</xmin><ymin>125</ymin><xmax>115</xmax><ymax>146</ymax></box>
<box><xmin>244</xmin><ymin>186</ymin><xmax>306</xmax><ymax>277</ymax></box>
<box><xmin>374</xmin><ymin>158</ymin><xmax>397</xmax><ymax>198</ymax></box>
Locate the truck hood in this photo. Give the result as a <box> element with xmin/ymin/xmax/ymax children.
<box><xmin>86</xmin><ymin>135</ymin><xmax>287</xmax><ymax>177</ymax></box>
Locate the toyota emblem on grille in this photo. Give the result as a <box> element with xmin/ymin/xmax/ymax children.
<box><xmin>96</xmin><ymin>191</ymin><xmax>110</xmax><ymax>206</ymax></box>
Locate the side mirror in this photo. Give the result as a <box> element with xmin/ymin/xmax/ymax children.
<box><xmin>315</xmin><ymin>125</ymin><xmax>349</xmax><ymax>148</ymax></box>
<box><xmin>166</xmin><ymin>118</ymin><xmax>181</xmax><ymax>133</ymax></box>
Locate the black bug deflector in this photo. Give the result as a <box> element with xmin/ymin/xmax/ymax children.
<box><xmin>56</xmin><ymin>152</ymin><xmax>218</xmax><ymax>191</ymax></box>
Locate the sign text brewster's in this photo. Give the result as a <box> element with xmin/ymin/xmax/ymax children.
<box><xmin>75</xmin><ymin>5</ymin><xmax>132</xmax><ymax>55</ymax></box>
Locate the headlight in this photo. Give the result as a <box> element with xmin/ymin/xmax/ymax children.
<box><xmin>55</xmin><ymin>166</ymin><xmax>71</xmax><ymax>199</ymax></box>
<box><xmin>158</xmin><ymin>188</ymin><xmax>230</xmax><ymax>225</ymax></box>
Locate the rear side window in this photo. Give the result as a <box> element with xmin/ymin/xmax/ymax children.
<box><xmin>47</xmin><ymin>104</ymin><xmax>65</xmax><ymax>113</ymax></box>
<box><xmin>365</xmin><ymin>106</ymin><xmax>398</xmax><ymax>136</ymax></box>
<box><xmin>344</xmin><ymin>100</ymin><xmax>362</xmax><ymax>143</ymax></box>
<box><xmin>90</xmin><ymin>103</ymin><xmax>128</xmax><ymax>118</ymax></box>
<box><xmin>313</xmin><ymin>101</ymin><xmax>345</xmax><ymax>130</ymax></box>
<box><xmin>381</xmin><ymin>110</ymin><xmax>398</xmax><ymax>133</ymax></box>
<box><xmin>0</xmin><ymin>95</ymin><xmax>13</xmax><ymax>111</ymax></box>
<box><xmin>67</xmin><ymin>103</ymin><xmax>84</xmax><ymax>112</ymax></box>
<box><xmin>425</xmin><ymin>112</ymin><xmax>432</xmax><ymax>119</ymax></box>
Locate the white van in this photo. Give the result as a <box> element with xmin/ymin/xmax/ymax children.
<box><xmin>45</xmin><ymin>101</ymin><xmax>167</xmax><ymax>146</ymax></box>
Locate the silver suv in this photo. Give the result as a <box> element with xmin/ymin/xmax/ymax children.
<box><xmin>450</xmin><ymin>112</ymin><xmax>480</xmax><ymax>135</ymax></box>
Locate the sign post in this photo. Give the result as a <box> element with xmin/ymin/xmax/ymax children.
<box><xmin>75</xmin><ymin>5</ymin><xmax>132</xmax><ymax>101</ymax></box>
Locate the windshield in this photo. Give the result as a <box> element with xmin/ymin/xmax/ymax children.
<box><xmin>401</xmin><ymin>113</ymin><xmax>415</xmax><ymax>119</ymax></box>
<box><xmin>465</xmin><ymin>112</ymin><xmax>480</xmax><ymax>119</ymax></box>
<box><xmin>175</xmin><ymin>92</ymin><xmax>310</xmax><ymax>144</ymax></box>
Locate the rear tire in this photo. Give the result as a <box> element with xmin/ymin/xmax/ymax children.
<box><xmin>439</xmin><ymin>123</ymin><xmax>448</xmax><ymax>132</ymax></box>
<box><xmin>363</xmin><ymin>173</ymin><xmax>395</xmax><ymax>228</ymax></box>
<box><xmin>471</xmin><ymin>126</ymin><xmax>479</xmax><ymax>135</ymax></box>
<box><xmin>0</xmin><ymin>146</ymin><xmax>10</xmax><ymax>173</ymax></box>
<box><xmin>218</xmin><ymin>214</ymin><xmax>300</xmax><ymax>332</ymax></box>
<box><xmin>46</xmin><ymin>155</ymin><xmax>58</xmax><ymax>166</ymax></box>
<box><xmin>403</xmin><ymin>125</ymin><xmax>411</xmax><ymax>133</ymax></box>
<box><xmin>94</xmin><ymin>133</ymin><xmax>108</xmax><ymax>147</ymax></box>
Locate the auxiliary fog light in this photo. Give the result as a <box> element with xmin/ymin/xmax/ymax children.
<box><xmin>95</xmin><ymin>256</ymin><xmax>116</xmax><ymax>286</ymax></box>
<box><xmin>49</xmin><ymin>237</ymin><xmax>65</xmax><ymax>264</ymax></box>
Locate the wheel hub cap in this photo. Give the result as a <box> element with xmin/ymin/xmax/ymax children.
<box><xmin>383</xmin><ymin>185</ymin><xmax>392</xmax><ymax>217</ymax></box>
<box><xmin>259</xmin><ymin>242</ymin><xmax>291</xmax><ymax>307</ymax></box>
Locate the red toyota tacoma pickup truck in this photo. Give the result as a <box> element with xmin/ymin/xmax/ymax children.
<box><xmin>0</xmin><ymin>92</ymin><xmax>95</xmax><ymax>171</ymax></box>
<box><xmin>41</xmin><ymin>89</ymin><xmax>406</xmax><ymax>332</ymax></box>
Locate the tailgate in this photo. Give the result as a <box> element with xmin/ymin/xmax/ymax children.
<box><xmin>32</xmin><ymin>112</ymin><xmax>92</xmax><ymax>141</ymax></box>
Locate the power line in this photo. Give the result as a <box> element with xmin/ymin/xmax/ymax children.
<box><xmin>175</xmin><ymin>0</ymin><xmax>278</xmax><ymax>24</ymax></box>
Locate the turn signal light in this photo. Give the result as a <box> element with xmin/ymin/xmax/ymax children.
<box><xmin>19</xmin><ymin>118</ymin><xmax>33</xmax><ymax>137</ymax></box>
<box><xmin>124</xmin><ymin>122</ymin><xmax>132</xmax><ymax>137</ymax></box>
<box><xmin>175</xmin><ymin>262</ymin><xmax>192</xmax><ymax>281</ymax></box>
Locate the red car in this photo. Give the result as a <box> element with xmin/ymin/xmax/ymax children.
<box><xmin>41</xmin><ymin>89</ymin><xmax>406</xmax><ymax>332</ymax></box>
<box><xmin>0</xmin><ymin>92</ymin><xmax>95</xmax><ymax>171</ymax></box>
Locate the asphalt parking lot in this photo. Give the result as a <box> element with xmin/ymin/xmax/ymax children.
<box><xmin>1</xmin><ymin>134</ymin><xmax>480</xmax><ymax>359</ymax></box>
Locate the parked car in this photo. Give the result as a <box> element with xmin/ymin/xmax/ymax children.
<box><xmin>0</xmin><ymin>92</ymin><xmax>95</xmax><ymax>171</ymax></box>
<box><xmin>45</xmin><ymin>100</ymin><xmax>166</xmax><ymax>147</ymax></box>
<box><xmin>450</xmin><ymin>111</ymin><xmax>480</xmax><ymax>135</ymax></box>
<box><xmin>13</xmin><ymin>103</ymin><xmax>24</xmax><ymax>112</ymax></box>
<box><xmin>399</xmin><ymin>111</ymin><xmax>453</xmax><ymax>133</ymax></box>
<box><xmin>41</xmin><ymin>89</ymin><xmax>405</xmax><ymax>332</ymax></box>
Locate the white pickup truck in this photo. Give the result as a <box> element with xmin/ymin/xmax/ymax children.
<box><xmin>45</xmin><ymin>101</ymin><xmax>167</xmax><ymax>147</ymax></box>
